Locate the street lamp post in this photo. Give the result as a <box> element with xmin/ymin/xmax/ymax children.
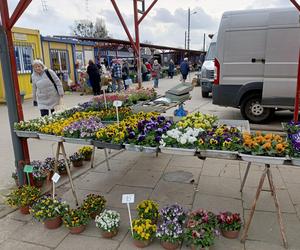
<box><xmin>187</xmin><ymin>8</ymin><xmax>197</xmax><ymax>51</ymax></box>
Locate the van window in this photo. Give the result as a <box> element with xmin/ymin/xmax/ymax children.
<box><xmin>205</xmin><ymin>42</ymin><xmax>216</xmax><ymax>60</ymax></box>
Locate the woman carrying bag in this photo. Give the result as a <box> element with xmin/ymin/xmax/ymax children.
<box><xmin>31</xmin><ymin>59</ymin><xmax>64</xmax><ymax>116</ymax></box>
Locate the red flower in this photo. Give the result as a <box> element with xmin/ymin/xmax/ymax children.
<box><xmin>225</xmin><ymin>215</ymin><xmax>233</xmax><ymax>224</ymax></box>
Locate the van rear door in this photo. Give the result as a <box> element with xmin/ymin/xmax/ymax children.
<box><xmin>261</xmin><ymin>9</ymin><xmax>300</xmax><ymax>108</ymax></box>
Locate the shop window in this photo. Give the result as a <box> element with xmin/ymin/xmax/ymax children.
<box><xmin>50</xmin><ymin>49</ymin><xmax>69</xmax><ymax>73</ymax></box>
<box><xmin>75</xmin><ymin>51</ymin><xmax>84</xmax><ymax>69</ymax></box>
<box><xmin>14</xmin><ymin>45</ymin><xmax>33</xmax><ymax>74</ymax></box>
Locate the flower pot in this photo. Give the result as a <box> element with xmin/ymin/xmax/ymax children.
<box><xmin>69</xmin><ymin>225</ymin><xmax>86</xmax><ymax>234</ymax></box>
<box><xmin>84</xmin><ymin>154</ymin><xmax>92</xmax><ymax>161</ymax></box>
<box><xmin>190</xmin><ymin>245</ymin><xmax>210</xmax><ymax>250</ymax></box>
<box><xmin>133</xmin><ymin>239</ymin><xmax>151</xmax><ymax>248</ymax></box>
<box><xmin>14</xmin><ymin>178</ymin><xmax>19</xmax><ymax>187</ymax></box>
<box><xmin>47</xmin><ymin>171</ymin><xmax>54</xmax><ymax>181</ymax></box>
<box><xmin>44</xmin><ymin>216</ymin><xmax>62</xmax><ymax>229</ymax></box>
<box><xmin>19</xmin><ymin>206</ymin><xmax>30</xmax><ymax>215</ymax></box>
<box><xmin>161</xmin><ymin>241</ymin><xmax>180</xmax><ymax>250</ymax></box>
<box><xmin>34</xmin><ymin>178</ymin><xmax>45</xmax><ymax>188</ymax></box>
<box><xmin>72</xmin><ymin>160</ymin><xmax>83</xmax><ymax>168</ymax></box>
<box><xmin>59</xmin><ymin>169</ymin><xmax>67</xmax><ymax>175</ymax></box>
<box><xmin>100</xmin><ymin>228</ymin><xmax>118</xmax><ymax>238</ymax></box>
<box><xmin>221</xmin><ymin>229</ymin><xmax>240</xmax><ymax>239</ymax></box>
<box><xmin>90</xmin><ymin>210</ymin><xmax>102</xmax><ymax>219</ymax></box>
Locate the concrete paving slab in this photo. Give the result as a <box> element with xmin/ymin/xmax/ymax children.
<box><xmin>278</xmin><ymin>166</ymin><xmax>300</xmax><ymax>184</ymax></box>
<box><xmin>167</xmin><ymin>155</ymin><xmax>204</xmax><ymax>169</ymax></box>
<box><xmin>7</xmin><ymin>209</ymin><xmax>33</xmax><ymax>222</ymax></box>
<box><xmin>117</xmin><ymin>169</ymin><xmax>162</xmax><ymax>188</ymax></box>
<box><xmin>212</xmin><ymin>236</ymin><xmax>244</xmax><ymax>250</ymax></box>
<box><xmin>243</xmin><ymin>210</ymin><xmax>300</xmax><ymax>249</ymax></box>
<box><xmin>245</xmin><ymin>240</ymin><xmax>287</xmax><ymax>250</ymax></box>
<box><xmin>286</xmin><ymin>183</ymin><xmax>300</xmax><ymax>205</ymax></box>
<box><xmin>151</xmin><ymin>180</ymin><xmax>195</xmax><ymax>205</ymax></box>
<box><xmin>242</xmin><ymin>187</ymin><xmax>295</xmax><ymax>213</ymax></box>
<box><xmin>164</xmin><ymin>166</ymin><xmax>201</xmax><ymax>184</ymax></box>
<box><xmin>75</xmin><ymin>171</ymin><xmax>124</xmax><ymax>193</ymax></box>
<box><xmin>109</xmin><ymin>150</ymin><xmax>142</xmax><ymax>162</ymax></box>
<box><xmin>0</xmin><ymin>217</ymin><xmax>25</xmax><ymax>244</ymax></box>
<box><xmin>132</xmin><ymin>154</ymin><xmax>171</xmax><ymax>171</ymax></box>
<box><xmin>91</xmin><ymin>158</ymin><xmax>135</xmax><ymax>174</ymax></box>
<box><xmin>105</xmin><ymin>185</ymin><xmax>152</xmax><ymax>209</ymax></box>
<box><xmin>0</xmin><ymin>239</ymin><xmax>51</xmax><ymax>250</ymax></box>
<box><xmin>56</xmin><ymin>234</ymin><xmax>119</xmax><ymax>250</ymax></box>
<box><xmin>197</xmin><ymin>176</ymin><xmax>242</xmax><ymax>199</ymax></box>
<box><xmin>193</xmin><ymin>193</ymin><xmax>243</xmax><ymax>215</ymax></box>
<box><xmin>10</xmin><ymin>220</ymin><xmax>69</xmax><ymax>248</ymax></box>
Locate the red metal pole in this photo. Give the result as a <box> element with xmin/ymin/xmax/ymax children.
<box><xmin>290</xmin><ymin>0</ymin><xmax>300</xmax><ymax>11</ymax></box>
<box><xmin>0</xmin><ymin>0</ymin><xmax>30</xmax><ymax>163</ymax></box>
<box><xmin>111</xmin><ymin>0</ymin><xmax>138</xmax><ymax>54</ymax></box>
<box><xmin>9</xmin><ymin>0</ymin><xmax>32</xmax><ymax>29</ymax></box>
<box><xmin>138</xmin><ymin>0</ymin><xmax>158</xmax><ymax>25</ymax></box>
<box><xmin>133</xmin><ymin>0</ymin><xmax>142</xmax><ymax>88</ymax></box>
<box><xmin>293</xmin><ymin>50</ymin><xmax>300</xmax><ymax>122</ymax></box>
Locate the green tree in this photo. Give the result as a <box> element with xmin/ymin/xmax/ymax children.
<box><xmin>71</xmin><ymin>18</ymin><xmax>108</xmax><ymax>38</ymax></box>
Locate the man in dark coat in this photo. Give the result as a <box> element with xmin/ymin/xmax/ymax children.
<box><xmin>180</xmin><ymin>57</ymin><xmax>190</xmax><ymax>82</ymax></box>
<box><xmin>87</xmin><ymin>60</ymin><xmax>101</xmax><ymax>95</ymax></box>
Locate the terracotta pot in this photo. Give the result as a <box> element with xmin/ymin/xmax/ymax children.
<box><xmin>72</xmin><ymin>160</ymin><xmax>83</xmax><ymax>168</ymax></box>
<box><xmin>19</xmin><ymin>206</ymin><xmax>30</xmax><ymax>215</ymax></box>
<box><xmin>34</xmin><ymin>178</ymin><xmax>45</xmax><ymax>188</ymax></box>
<box><xmin>221</xmin><ymin>229</ymin><xmax>240</xmax><ymax>239</ymax></box>
<box><xmin>59</xmin><ymin>169</ymin><xmax>67</xmax><ymax>175</ymax></box>
<box><xmin>84</xmin><ymin>154</ymin><xmax>92</xmax><ymax>161</ymax></box>
<box><xmin>100</xmin><ymin>228</ymin><xmax>118</xmax><ymax>238</ymax></box>
<box><xmin>190</xmin><ymin>245</ymin><xmax>209</xmax><ymax>250</ymax></box>
<box><xmin>69</xmin><ymin>225</ymin><xmax>86</xmax><ymax>234</ymax></box>
<box><xmin>90</xmin><ymin>210</ymin><xmax>102</xmax><ymax>219</ymax></box>
<box><xmin>161</xmin><ymin>240</ymin><xmax>180</xmax><ymax>250</ymax></box>
<box><xmin>47</xmin><ymin>171</ymin><xmax>54</xmax><ymax>181</ymax></box>
<box><xmin>133</xmin><ymin>239</ymin><xmax>151</xmax><ymax>248</ymax></box>
<box><xmin>44</xmin><ymin>216</ymin><xmax>62</xmax><ymax>229</ymax></box>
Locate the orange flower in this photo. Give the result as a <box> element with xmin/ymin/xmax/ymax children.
<box><xmin>255</xmin><ymin>131</ymin><xmax>262</xmax><ymax>136</ymax></box>
<box><xmin>243</xmin><ymin>139</ymin><xmax>252</xmax><ymax>148</ymax></box>
<box><xmin>262</xmin><ymin>142</ymin><xmax>272</xmax><ymax>151</ymax></box>
<box><xmin>264</xmin><ymin>133</ymin><xmax>273</xmax><ymax>141</ymax></box>
<box><xmin>255</xmin><ymin>135</ymin><xmax>265</xmax><ymax>144</ymax></box>
<box><xmin>276</xmin><ymin>143</ymin><xmax>285</xmax><ymax>154</ymax></box>
<box><xmin>274</xmin><ymin>135</ymin><xmax>283</xmax><ymax>143</ymax></box>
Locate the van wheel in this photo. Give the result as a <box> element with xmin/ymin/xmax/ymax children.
<box><xmin>240</xmin><ymin>94</ymin><xmax>274</xmax><ymax>123</ymax></box>
<box><xmin>202</xmin><ymin>90</ymin><xmax>209</xmax><ymax>98</ymax></box>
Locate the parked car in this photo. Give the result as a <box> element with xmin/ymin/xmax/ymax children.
<box><xmin>212</xmin><ymin>8</ymin><xmax>300</xmax><ymax>123</ymax></box>
<box><xmin>199</xmin><ymin>34</ymin><xmax>217</xmax><ymax>98</ymax></box>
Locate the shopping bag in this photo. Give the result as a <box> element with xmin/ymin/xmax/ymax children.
<box><xmin>54</xmin><ymin>97</ymin><xmax>65</xmax><ymax>113</ymax></box>
<box><xmin>125</xmin><ymin>78</ymin><xmax>133</xmax><ymax>86</ymax></box>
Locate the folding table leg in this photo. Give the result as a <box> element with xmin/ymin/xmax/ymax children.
<box><xmin>240</xmin><ymin>162</ymin><xmax>251</xmax><ymax>192</ymax></box>
<box><xmin>104</xmin><ymin>148</ymin><xmax>111</xmax><ymax>171</ymax></box>
<box><xmin>241</xmin><ymin>166</ymin><xmax>267</xmax><ymax>243</ymax></box>
<box><xmin>266</xmin><ymin>165</ymin><xmax>288</xmax><ymax>249</ymax></box>
<box><xmin>52</xmin><ymin>142</ymin><xmax>61</xmax><ymax>199</ymax></box>
<box><xmin>60</xmin><ymin>142</ymin><xmax>79</xmax><ymax>206</ymax></box>
<box><xmin>90</xmin><ymin>145</ymin><xmax>96</xmax><ymax>168</ymax></box>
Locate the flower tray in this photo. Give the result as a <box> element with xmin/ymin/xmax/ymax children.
<box><xmin>239</xmin><ymin>153</ymin><xmax>286</xmax><ymax>165</ymax></box>
<box><xmin>93</xmin><ymin>140</ymin><xmax>124</xmax><ymax>150</ymax></box>
<box><xmin>14</xmin><ymin>130</ymin><xmax>39</xmax><ymax>138</ymax></box>
<box><xmin>198</xmin><ymin>150</ymin><xmax>238</xmax><ymax>160</ymax></box>
<box><xmin>38</xmin><ymin>133</ymin><xmax>64</xmax><ymax>142</ymax></box>
<box><xmin>63</xmin><ymin>137</ymin><xmax>92</xmax><ymax>145</ymax></box>
<box><xmin>125</xmin><ymin>144</ymin><xmax>158</xmax><ymax>154</ymax></box>
<box><xmin>291</xmin><ymin>157</ymin><xmax>300</xmax><ymax>166</ymax></box>
<box><xmin>159</xmin><ymin>146</ymin><xmax>196</xmax><ymax>156</ymax></box>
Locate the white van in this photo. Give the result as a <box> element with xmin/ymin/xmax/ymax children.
<box><xmin>200</xmin><ymin>34</ymin><xmax>217</xmax><ymax>98</ymax></box>
<box><xmin>212</xmin><ymin>8</ymin><xmax>300</xmax><ymax>123</ymax></box>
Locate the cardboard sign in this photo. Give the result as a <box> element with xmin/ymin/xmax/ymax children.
<box><xmin>122</xmin><ymin>194</ymin><xmax>135</xmax><ymax>204</ymax></box>
<box><xmin>23</xmin><ymin>165</ymin><xmax>33</xmax><ymax>173</ymax></box>
<box><xmin>51</xmin><ymin>173</ymin><xmax>61</xmax><ymax>183</ymax></box>
<box><xmin>113</xmin><ymin>100</ymin><xmax>123</xmax><ymax>107</ymax></box>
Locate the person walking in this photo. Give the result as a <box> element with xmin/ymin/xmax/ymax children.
<box><xmin>87</xmin><ymin>59</ymin><xmax>101</xmax><ymax>95</ymax></box>
<box><xmin>122</xmin><ymin>60</ymin><xmax>130</xmax><ymax>90</ymax></box>
<box><xmin>180</xmin><ymin>57</ymin><xmax>190</xmax><ymax>82</ymax></box>
<box><xmin>168</xmin><ymin>59</ymin><xmax>175</xmax><ymax>79</ymax></box>
<box><xmin>111</xmin><ymin>59</ymin><xmax>123</xmax><ymax>92</ymax></box>
<box><xmin>152</xmin><ymin>59</ymin><xmax>161</xmax><ymax>88</ymax></box>
<box><xmin>31</xmin><ymin>59</ymin><xmax>64</xmax><ymax>117</ymax></box>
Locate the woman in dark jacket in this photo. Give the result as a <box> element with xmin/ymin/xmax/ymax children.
<box><xmin>87</xmin><ymin>60</ymin><xmax>101</xmax><ymax>95</ymax></box>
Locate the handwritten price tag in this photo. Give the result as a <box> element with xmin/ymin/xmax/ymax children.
<box><xmin>51</xmin><ymin>173</ymin><xmax>61</xmax><ymax>183</ymax></box>
<box><xmin>122</xmin><ymin>194</ymin><xmax>135</xmax><ymax>204</ymax></box>
<box><xmin>113</xmin><ymin>100</ymin><xmax>123</xmax><ymax>107</ymax></box>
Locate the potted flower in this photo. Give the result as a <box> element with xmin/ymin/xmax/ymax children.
<box><xmin>79</xmin><ymin>146</ymin><xmax>93</xmax><ymax>161</ymax></box>
<box><xmin>62</xmin><ymin>208</ymin><xmax>90</xmax><ymax>234</ymax></box>
<box><xmin>95</xmin><ymin>209</ymin><xmax>120</xmax><ymax>238</ymax></box>
<box><xmin>217</xmin><ymin>211</ymin><xmax>242</xmax><ymax>239</ymax></box>
<box><xmin>6</xmin><ymin>185</ymin><xmax>40</xmax><ymax>214</ymax></box>
<box><xmin>176</xmin><ymin>112</ymin><xmax>217</xmax><ymax>130</ymax></box>
<box><xmin>43</xmin><ymin>157</ymin><xmax>55</xmax><ymax>180</ymax></box>
<box><xmin>30</xmin><ymin>195</ymin><xmax>69</xmax><ymax>229</ymax></box>
<box><xmin>132</xmin><ymin>218</ymin><xmax>157</xmax><ymax>248</ymax></box>
<box><xmin>159</xmin><ymin>204</ymin><xmax>187</xmax><ymax>226</ymax></box>
<box><xmin>69</xmin><ymin>152</ymin><xmax>84</xmax><ymax>168</ymax></box>
<box><xmin>157</xmin><ymin>221</ymin><xmax>184</xmax><ymax>250</ymax></box>
<box><xmin>58</xmin><ymin>159</ymin><xmax>69</xmax><ymax>175</ymax></box>
<box><xmin>137</xmin><ymin>200</ymin><xmax>159</xmax><ymax>223</ymax></box>
<box><xmin>81</xmin><ymin>194</ymin><xmax>106</xmax><ymax>219</ymax></box>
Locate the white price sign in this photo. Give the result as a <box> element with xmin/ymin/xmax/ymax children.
<box><xmin>113</xmin><ymin>100</ymin><xmax>123</xmax><ymax>107</ymax></box>
<box><xmin>51</xmin><ymin>173</ymin><xmax>61</xmax><ymax>183</ymax></box>
<box><xmin>122</xmin><ymin>194</ymin><xmax>135</xmax><ymax>204</ymax></box>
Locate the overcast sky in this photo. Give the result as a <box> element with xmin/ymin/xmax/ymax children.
<box><xmin>8</xmin><ymin>0</ymin><xmax>293</xmax><ymax>50</ymax></box>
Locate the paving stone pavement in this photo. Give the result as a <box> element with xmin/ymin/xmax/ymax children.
<box><xmin>1</xmin><ymin>74</ymin><xmax>300</xmax><ymax>249</ymax></box>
